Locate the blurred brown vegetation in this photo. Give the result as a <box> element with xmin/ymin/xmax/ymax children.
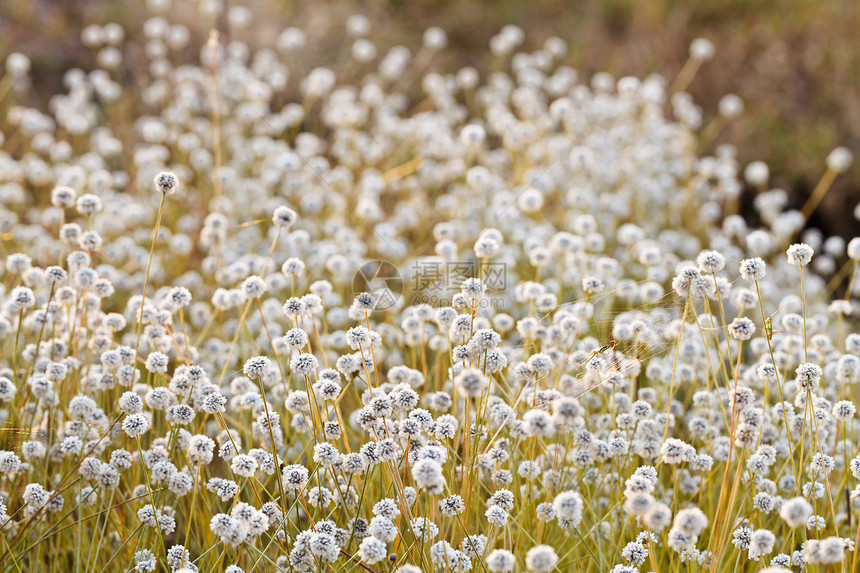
<box><xmin>2</xmin><ymin>0</ymin><xmax>858</xmax><ymax>236</ymax></box>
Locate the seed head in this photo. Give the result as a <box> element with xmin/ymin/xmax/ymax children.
<box><xmin>153</xmin><ymin>171</ymin><xmax>179</xmax><ymax>194</ymax></box>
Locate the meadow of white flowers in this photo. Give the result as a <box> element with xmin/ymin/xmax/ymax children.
<box><xmin>0</xmin><ymin>2</ymin><xmax>859</xmax><ymax>572</ymax></box>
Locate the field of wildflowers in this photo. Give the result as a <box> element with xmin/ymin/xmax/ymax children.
<box><xmin>0</xmin><ymin>2</ymin><xmax>859</xmax><ymax>572</ymax></box>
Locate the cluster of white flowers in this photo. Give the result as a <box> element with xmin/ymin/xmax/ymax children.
<box><xmin>0</xmin><ymin>1</ymin><xmax>858</xmax><ymax>572</ymax></box>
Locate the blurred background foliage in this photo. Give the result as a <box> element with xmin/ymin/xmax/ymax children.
<box><xmin>1</xmin><ymin>0</ymin><xmax>858</xmax><ymax>236</ymax></box>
